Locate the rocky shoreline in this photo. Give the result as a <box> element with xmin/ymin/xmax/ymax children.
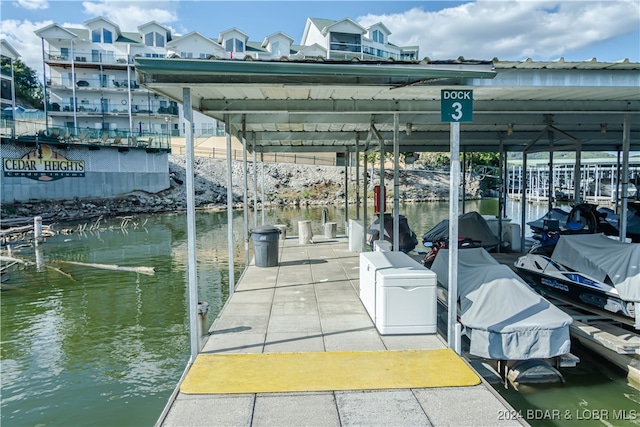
<box><xmin>1</xmin><ymin>155</ymin><xmax>482</xmax><ymax>226</ymax></box>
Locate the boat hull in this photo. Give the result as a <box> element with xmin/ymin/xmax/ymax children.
<box><xmin>515</xmin><ymin>254</ymin><xmax>636</xmax><ymax>325</ymax></box>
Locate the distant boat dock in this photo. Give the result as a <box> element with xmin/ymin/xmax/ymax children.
<box><xmin>505</xmin><ymin>157</ymin><xmax>640</xmax><ymax>204</ymax></box>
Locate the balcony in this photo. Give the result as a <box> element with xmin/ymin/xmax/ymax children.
<box><xmin>46</xmin><ymin>50</ymin><xmax>133</xmax><ymax>67</ymax></box>
<box><xmin>328</xmin><ymin>32</ymin><xmax>362</xmax><ymax>58</ymax></box>
<box><xmin>1</xmin><ymin>117</ymin><xmax>172</xmax><ymax>152</ymax></box>
<box><xmin>45</xmin><ymin>76</ymin><xmax>141</xmax><ymax>91</ymax></box>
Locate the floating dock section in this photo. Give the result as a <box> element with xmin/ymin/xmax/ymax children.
<box><xmin>157</xmin><ymin>236</ymin><xmax>524</xmax><ymax>426</ymax></box>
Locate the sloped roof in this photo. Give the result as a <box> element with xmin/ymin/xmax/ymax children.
<box><xmin>135</xmin><ymin>56</ymin><xmax>638</xmax><ymax>154</ymax></box>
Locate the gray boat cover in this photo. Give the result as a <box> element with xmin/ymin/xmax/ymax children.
<box><xmin>431</xmin><ymin>248</ymin><xmax>572</xmax><ymax>360</ymax></box>
<box><xmin>527</xmin><ymin>208</ymin><xmax>569</xmax><ymax>232</ymax></box>
<box><xmin>422</xmin><ymin>211</ymin><xmax>500</xmax><ymax>249</ymax></box>
<box><xmin>552</xmin><ymin>233</ymin><xmax>640</xmax><ymax>302</ymax></box>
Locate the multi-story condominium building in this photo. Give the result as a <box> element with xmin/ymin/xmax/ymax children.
<box><xmin>34</xmin><ymin>16</ymin><xmax>417</xmax><ymax>142</ymax></box>
<box><xmin>299</xmin><ymin>18</ymin><xmax>419</xmax><ymax>61</ymax></box>
<box><xmin>35</xmin><ymin>18</ymin><xmax>183</xmax><ymax>140</ymax></box>
<box><xmin>1</xmin><ymin>39</ymin><xmax>19</xmax><ymax>117</ymax></box>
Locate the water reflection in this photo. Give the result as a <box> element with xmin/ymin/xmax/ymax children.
<box><xmin>1</xmin><ymin>200</ymin><xmax>637</xmax><ymax>427</ymax></box>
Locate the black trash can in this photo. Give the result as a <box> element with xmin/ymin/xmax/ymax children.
<box><xmin>250</xmin><ymin>225</ymin><xmax>281</xmax><ymax>267</ymax></box>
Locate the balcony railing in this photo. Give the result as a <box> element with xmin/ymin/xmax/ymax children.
<box><xmin>46</xmin><ymin>50</ymin><xmax>135</xmax><ymax>66</ymax></box>
<box><xmin>328</xmin><ymin>42</ymin><xmax>361</xmax><ymax>53</ymax></box>
<box><xmin>45</xmin><ymin>76</ymin><xmax>140</xmax><ymax>90</ymax></box>
<box><xmin>48</xmin><ymin>101</ymin><xmax>178</xmax><ymax>116</ymax></box>
<box><xmin>1</xmin><ymin>118</ymin><xmax>171</xmax><ymax>151</ymax></box>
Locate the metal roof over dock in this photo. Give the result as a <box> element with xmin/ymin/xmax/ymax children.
<box><xmin>135</xmin><ymin>57</ymin><xmax>639</xmax><ymax>154</ymax></box>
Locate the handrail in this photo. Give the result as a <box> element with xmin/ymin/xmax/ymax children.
<box><xmin>0</xmin><ymin>118</ymin><xmax>171</xmax><ymax>151</ymax></box>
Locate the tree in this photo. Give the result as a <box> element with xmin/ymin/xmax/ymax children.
<box><xmin>4</xmin><ymin>59</ymin><xmax>44</xmax><ymax>109</ymax></box>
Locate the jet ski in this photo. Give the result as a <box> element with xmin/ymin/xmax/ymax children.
<box><xmin>515</xmin><ymin>233</ymin><xmax>640</xmax><ymax>329</ymax></box>
<box><xmin>366</xmin><ymin>213</ymin><xmax>418</xmax><ymax>253</ymax></box>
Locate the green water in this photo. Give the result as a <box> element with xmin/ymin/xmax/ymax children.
<box><xmin>1</xmin><ymin>201</ymin><xmax>638</xmax><ymax>426</ymax></box>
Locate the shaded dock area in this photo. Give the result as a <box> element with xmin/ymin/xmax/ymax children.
<box><xmin>158</xmin><ymin>236</ymin><xmax>524</xmax><ymax>426</ymax></box>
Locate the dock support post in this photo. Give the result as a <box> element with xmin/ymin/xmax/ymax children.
<box><xmin>448</xmin><ymin>121</ymin><xmax>461</xmax><ymax>353</ymax></box>
<box><xmin>621</xmin><ymin>113</ymin><xmax>630</xmax><ymax>242</ymax></box>
<box><xmin>393</xmin><ymin>113</ymin><xmax>400</xmax><ymax>252</ymax></box>
<box><xmin>184</xmin><ymin>88</ymin><xmax>200</xmax><ymax>361</ymax></box>
<box><xmin>34</xmin><ymin>216</ymin><xmax>43</xmax><ymax>245</ymax></box>
<box><xmin>226</xmin><ymin>115</ymin><xmax>235</xmax><ymax>295</ymax></box>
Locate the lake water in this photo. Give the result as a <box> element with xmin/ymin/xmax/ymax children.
<box><xmin>1</xmin><ymin>200</ymin><xmax>638</xmax><ymax>427</ymax></box>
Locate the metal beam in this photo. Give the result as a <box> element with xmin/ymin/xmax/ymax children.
<box><xmin>199</xmin><ymin>98</ymin><xmax>639</xmax><ymax>114</ymax></box>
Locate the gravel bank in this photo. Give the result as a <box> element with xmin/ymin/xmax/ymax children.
<box><xmin>1</xmin><ymin>155</ymin><xmax>481</xmax><ymax>225</ymax></box>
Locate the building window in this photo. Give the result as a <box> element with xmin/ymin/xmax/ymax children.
<box><xmin>180</xmin><ymin>52</ymin><xmax>193</xmax><ymax>58</ymax></box>
<box><xmin>271</xmin><ymin>41</ymin><xmax>280</xmax><ymax>56</ymax></box>
<box><xmin>225</xmin><ymin>38</ymin><xmax>244</xmax><ymax>53</ymax></box>
<box><xmin>372</xmin><ymin>30</ymin><xmax>384</xmax><ymax>44</ymax></box>
<box><xmin>329</xmin><ymin>32</ymin><xmax>361</xmax><ymax>53</ymax></box>
<box><xmin>92</xmin><ymin>28</ymin><xmax>113</xmax><ymax>43</ymax></box>
<box><xmin>199</xmin><ymin>53</ymin><xmax>208</xmax><ymax>58</ymax></box>
<box><xmin>145</xmin><ymin>32</ymin><xmax>166</xmax><ymax>47</ymax></box>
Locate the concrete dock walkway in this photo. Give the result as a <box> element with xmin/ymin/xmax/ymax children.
<box><xmin>159</xmin><ymin>236</ymin><xmax>525</xmax><ymax>426</ymax></box>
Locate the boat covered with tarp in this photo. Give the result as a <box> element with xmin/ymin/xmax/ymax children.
<box><xmin>422</xmin><ymin>211</ymin><xmax>500</xmax><ymax>250</ymax></box>
<box><xmin>431</xmin><ymin>247</ymin><xmax>572</xmax><ymax>360</ymax></box>
<box><xmin>516</xmin><ymin>233</ymin><xmax>640</xmax><ymax>327</ymax></box>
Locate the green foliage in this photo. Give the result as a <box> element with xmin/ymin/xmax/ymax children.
<box><xmin>2</xmin><ymin>59</ymin><xmax>44</xmax><ymax>109</ymax></box>
<box><xmin>468</xmin><ymin>152</ymin><xmax>499</xmax><ymax>167</ymax></box>
<box><xmin>419</xmin><ymin>153</ymin><xmax>451</xmax><ymax>168</ymax></box>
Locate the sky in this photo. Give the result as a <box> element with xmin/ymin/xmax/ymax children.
<box><xmin>1</xmin><ymin>0</ymin><xmax>639</xmax><ymax>80</ymax></box>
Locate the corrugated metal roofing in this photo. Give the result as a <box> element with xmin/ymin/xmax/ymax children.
<box><xmin>135</xmin><ymin>57</ymin><xmax>639</xmax><ymax>153</ymax></box>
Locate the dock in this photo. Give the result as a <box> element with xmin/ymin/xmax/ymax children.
<box><xmin>158</xmin><ymin>236</ymin><xmax>524</xmax><ymax>426</ymax></box>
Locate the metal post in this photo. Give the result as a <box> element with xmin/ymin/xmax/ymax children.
<box><xmin>502</xmin><ymin>147</ymin><xmax>508</xmax><ymax>219</ymax></box>
<box><xmin>127</xmin><ymin>44</ymin><xmax>133</xmax><ymax>133</ymax></box>
<box><xmin>183</xmin><ymin>88</ymin><xmax>199</xmax><ymax>362</ymax></box>
<box><xmin>253</xmin><ymin>135</ymin><xmax>258</xmax><ymax>228</ymax></box>
<box><xmin>225</xmin><ymin>115</ymin><xmax>235</xmax><ymax>295</ymax></box>
<box><xmin>9</xmin><ymin>54</ymin><xmax>16</xmax><ymax>138</ymax></box>
<box><xmin>242</xmin><ymin>116</ymin><xmax>249</xmax><ymax>267</ymax></box>
<box><xmin>40</xmin><ymin>38</ymin><xmax>49</xmax><ymax>133</ymax></box>
<box><xmin>461</xmin><ymin>150</ymin><xmax>467</xmax><ymax>214</ymax></box>
<box><xmin>363</xmin><ymin>148</ymin><xmax>368</xmax><ymax>250</ymax></box>
<box><xmin>378</xmin><ymin>136</ymin><xmax>385</xmax><ymax>246</ymax></box>
<box><xmin>261</xmin><ymin>151</ymin><xmax>265</xmax><ymax>225</ymax></box>
<box><xmin>621</xmin><ymin>113</ymin><xmax>630</xmax><ymax>241</ymax></box>
<box><xmin>520</xmin><ymin>153</ymin><xmax>528</xmax><ymax>254</ymax></box>
<box><xmin>616</xmin><ymin>151</ymin><xmax>621</xmax><ymax>212</ymax></box>
<box><xmin>497</xmin><ymin>138</ymin><xmax>503</xmax><ymax>253</ymax></box>
<box><xmin>344</xmin><ymin>150</ymin><xmax>349</xmax><ymax>235</ymax></box>
<box><xmin>393</xmin><ymin>113</ymin><xmax>400</xmax><ymax>251</ymax></box>
<box><xmin>355</xmin><ymin>135</ymin><xmax>361</xmax><ymax>220</ymax></box>
<box><xmin>548</xmin><ymin>132</ymin><xmax>554</xmax><ymax>213</ymax></box>
<box><xmin>448</xmin><ymin>121</ymin><xmax>460</xmax><ymax>352</ymax></box>
<box><xmin>574</xmin><ymin>143</ymin><xmax>582</xmax><ymax>204</ymax></box>
<box><xmin>70</xmin><ymin>40</ymin><xmax>77</xmax><ymax>131</ymax></box>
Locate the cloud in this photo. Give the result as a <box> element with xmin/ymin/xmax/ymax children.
<box><xmin>0</xmin><ymin>19</ymin><xmax>52</xmax><ymax>78</ymax></box>
<box><xmin>356</xmin><ymin>0</ymin><xmax>640</xmax><ymax>60</ymax></box>
<box><xmin>80</xmin><ymin>0</ymin><xmax>179</xmax><ymax>31</ymax></box>
<box><xmin>0</xmin><ymin>1</ymin><xmax>182</xmax><ymax>79</ymax></box>
<box><xmin>16</xmin><ymin>0</ymin><xmax>49</xmax><ymax>10</ymax></box>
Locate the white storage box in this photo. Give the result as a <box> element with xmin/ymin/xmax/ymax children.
<box><xmin>359</xmin><ymin>252</ymin><xmax>437</xmax><ymax>335</ymax></box>
<box><xmin>374</xmin><ymin>240</ymin><xmax>392</xmax><ymax>252</ymax></box>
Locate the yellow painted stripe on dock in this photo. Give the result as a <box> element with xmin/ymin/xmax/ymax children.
<box><xmin>180</xmin><ymin>349</ymin><xmax>480</xmax><ymax>394</ymax></box>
